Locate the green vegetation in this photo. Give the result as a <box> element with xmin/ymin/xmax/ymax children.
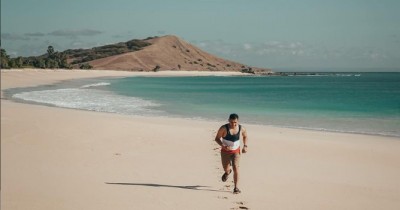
<box><xmin>66</xmin><ymin>39</ymin><xmax>151</xmax><ymax>65</ymax></box>
<box><xmin>79</xmin><ymin>63</ymin><xmax>93</xmax><ymax>69</ymax></box>
<box><xmin>1</xmin><ymin>46</ymin><xmax>71</xmax><ymax>69</ymax></box>
<box><xmin>153</xmin><ymin>65</ymin><xmax>160</xmax><ymax>72</ymax></box>
<box><xmin>207</xmin><ymin>63</ymin><xmax>216</xmax><ymax>68</ymax></box>
<box><xmin>1</xmin><ymin>49</ymin><xmax>11</xmax><ymax>68</ymax></box>
<box><xmin>144</xmin><ymin>36</ymin><xmax>158</xmax><ymax>40</ymax></box>
<box><xmin>241</xmin><ymin>67</ymin><xmax>255</xmax><ymax>74</ymax></box>
<box><xmin>1</xmin><ymin>38</ymin><xmax>152</xmax><ymax>70</ymax></box>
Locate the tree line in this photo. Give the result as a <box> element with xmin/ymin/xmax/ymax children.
<box><xmin>1</xmin><ymin>38</ymin><xmax>154</xmax><ymax>70</ymax></box>
<box><xmin>1</xmin><ymin>46</ymin><xmax>92</xmax><ymax>69</ymax></box>
<box><xmin>0</xmin><ymin>37</ymin><xmax>156</xmax><ymax>69</ymax></box>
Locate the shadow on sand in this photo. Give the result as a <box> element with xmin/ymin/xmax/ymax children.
<box><xmin>105</xmin><ymin>182</ymin><xmax>227</xmax><ymax>192</ymax></box>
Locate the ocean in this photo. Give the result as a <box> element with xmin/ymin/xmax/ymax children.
<box><xmin>7</xmin><ymin>72</ymin><xmax>400</xmax><ymax>137</ymax></box>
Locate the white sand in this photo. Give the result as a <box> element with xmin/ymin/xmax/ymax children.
<box><xmin>2</xmin><ymin>69</ymin><xmax>400</xmax><ymax>210</ymax></box>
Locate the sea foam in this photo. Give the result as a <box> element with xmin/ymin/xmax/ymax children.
<box><xmin>12</xmin><ymin>88</ymin><xmax>162</xmax><ymax>115</ymax></box>
<box><xmin>81</xmin><ymin>82</ymin><xmax>111</xmax><ymax>88</ymax></box>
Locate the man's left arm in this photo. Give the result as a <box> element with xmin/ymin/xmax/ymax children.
<box><xmin>242</xmin><ymin>126</ymin><xmax>248</xmax><ymax>153</ymax></box>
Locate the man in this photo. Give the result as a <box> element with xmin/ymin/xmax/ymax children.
<box><xmin>214</xmin><ymin>113</ymin><xmax>248</xmax><ymax>194</ymax></box>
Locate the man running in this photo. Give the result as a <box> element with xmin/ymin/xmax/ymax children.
<box><xmin>214</xmin><ymin>113</ymin><xmax>248</xmax><ymax>194</ymax></box>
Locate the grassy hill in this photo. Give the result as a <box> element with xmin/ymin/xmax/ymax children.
<box><xmin>65</xmin><ymin>38</ymin><xmax>154</xmax><ymax>66</ymax></box>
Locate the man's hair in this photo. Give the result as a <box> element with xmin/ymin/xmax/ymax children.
<box><xmin>229</xmin><ymin>113</ymin><xmax>239</xmax><ymax>120</ymax></box>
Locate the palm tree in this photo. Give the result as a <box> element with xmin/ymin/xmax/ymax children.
<box><xmin>47</xmin><ymin>46</ymin><xmax>55</xmax><ymax>59</ymax></box>
<box><xmin>1</xmin><ymin>49</ymin><xmax>10</xmax><ymax>69</ymax></box>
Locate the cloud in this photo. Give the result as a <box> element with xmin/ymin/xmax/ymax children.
<box><xmin>192</xmin><ymin>38</ymin><xmax>398</xmax><ymax>66</ymax></box>
<box><xmin>243</xmin><ymin>43</ymin><xmax>252</xmax><ymax>50</ymax></box>
<box><xmin>24</xmin><ymin>32</ymin><xmax>46</xmax><ymax>37</ymax></box>
<box><xmin>112</xmin><ymin>34</ymin><xmax>125</xmax><ymax>39</ymax></box>
<box><xmin>254</xmin><ymin>41</ymin><xmax>307</xmax><ymax>56</ymax></box>
<box><xmin>48</xmin><ymin>29</ymin><xmax>102</xmax><ymax>37</ymax></box>
<box><xmin>195</xmin><ymin>39</ymin><xmax>310</xmax><ymax>59</ymax></box>
<box><xmin>157</xmin><ymin>30</ymin><xmax>166</xmax><ymax>35</ymax></box>
<box><xmin>362</xmin><ymin>50</ymin><xmax>387</xmax><ymax>60</ymax></box>
<box><xmin>69</xmin><ymin>40</ymin><xmax>102</xmax><ymax>49</ymax></box>
<box><xmin>7</xmin><ymin>51</ymin><xmax>18</xmax><ymax>57</ymax></box>
<box><xmin>193</xmin><ymin>39</ymin><xmax>240</xmax><ymax>56</ymax></box>
<box><xmin>1</xmin><ymin>33</ymin><xmax>30</xmax><ymax>41</ymax></box>
<box><xmin>193</xmin><ymin>39</ymin><xmax>394</xmax><ymax>68</ymax></box>
<box><xmin>4</xmin><ymin>41</ymin><xmax>61</xmax><ymax>57</ymax></box>
<box><xmin>4</xmin><ymin>29</ymin><xmax>102</xmax><ymax>41</ymax></box>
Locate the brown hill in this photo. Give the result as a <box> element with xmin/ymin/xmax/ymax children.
<box><xmin>89</xmin><ymin>35</ymin><xmax>271</xmax><ymax>73</ymax></box>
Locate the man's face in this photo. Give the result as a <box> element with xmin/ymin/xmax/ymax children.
<box><xmin>229</xmin><ymin>118</ymin><xmax>238</xmax><ymax>127</ymax></box>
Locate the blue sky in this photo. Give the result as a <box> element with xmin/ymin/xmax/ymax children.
<box><xmin>2</xmin><ymin>0</ymin><xmax>400</xmax><ymax>70</ymax></box>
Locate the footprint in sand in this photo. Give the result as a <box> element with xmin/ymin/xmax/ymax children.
<box><xmin>231</xmin><ymin>207</ymin><xmax>249</xmax><ymax>210</ymax></box>
<box><xmin>217</xmin><ymin>196</ymin><xmax>228</xmax><ymax>199</ymax></box>
<box><xmin>231</xmin><ymin>206</ymin><xmax>249</xmax><ymax>210</ymax></box>
<box><xmin>233</xmin><ymin>201</ymin><xmax>249</xmax><ymax>209</ymax></box>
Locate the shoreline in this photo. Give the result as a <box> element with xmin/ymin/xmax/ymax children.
<box><xmin>0</xmin><ymin>69</ymin><xmax>250</xmax><ymax>95</ymax></box>
<box><xmin>2</xmin><ymin>69</ymin><xmax>400</xmax><ymax>210</ymax></box>
<box><xmin>3</xmin><ymin>69</ymin><xmax>398</xmax><ymax>138</ymax></box>
<box><xmin>4</xmin><ymin>93</ymin><xmax>400</xmax><ymax>139</ymax></box>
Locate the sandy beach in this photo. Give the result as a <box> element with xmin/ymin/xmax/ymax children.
<box><xmin>2</xmin><ymin>69</ymin><xmax>400</xmax><ymax>210</ymax></box>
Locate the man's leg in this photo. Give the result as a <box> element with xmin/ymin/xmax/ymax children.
<box><xmin>232</xmin><ymin>153</ymin><xmax>241</xmax><ymax>193</ymax></box>
<box><xmin>221</xmin><ymin>152</ymin><xmax>232</xmax><ymax>181</ymax></box>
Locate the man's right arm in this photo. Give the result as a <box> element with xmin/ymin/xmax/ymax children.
<box><xmin>214</xmin><ymin>126</ymin><xmax>225</xmax><ymax>147</ymax></box>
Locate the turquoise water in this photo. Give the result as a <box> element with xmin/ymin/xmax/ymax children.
<box><xmin>9</xmin><ymin>72</ymin><xmax>400</xmax><ymax>137</ymax></box>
